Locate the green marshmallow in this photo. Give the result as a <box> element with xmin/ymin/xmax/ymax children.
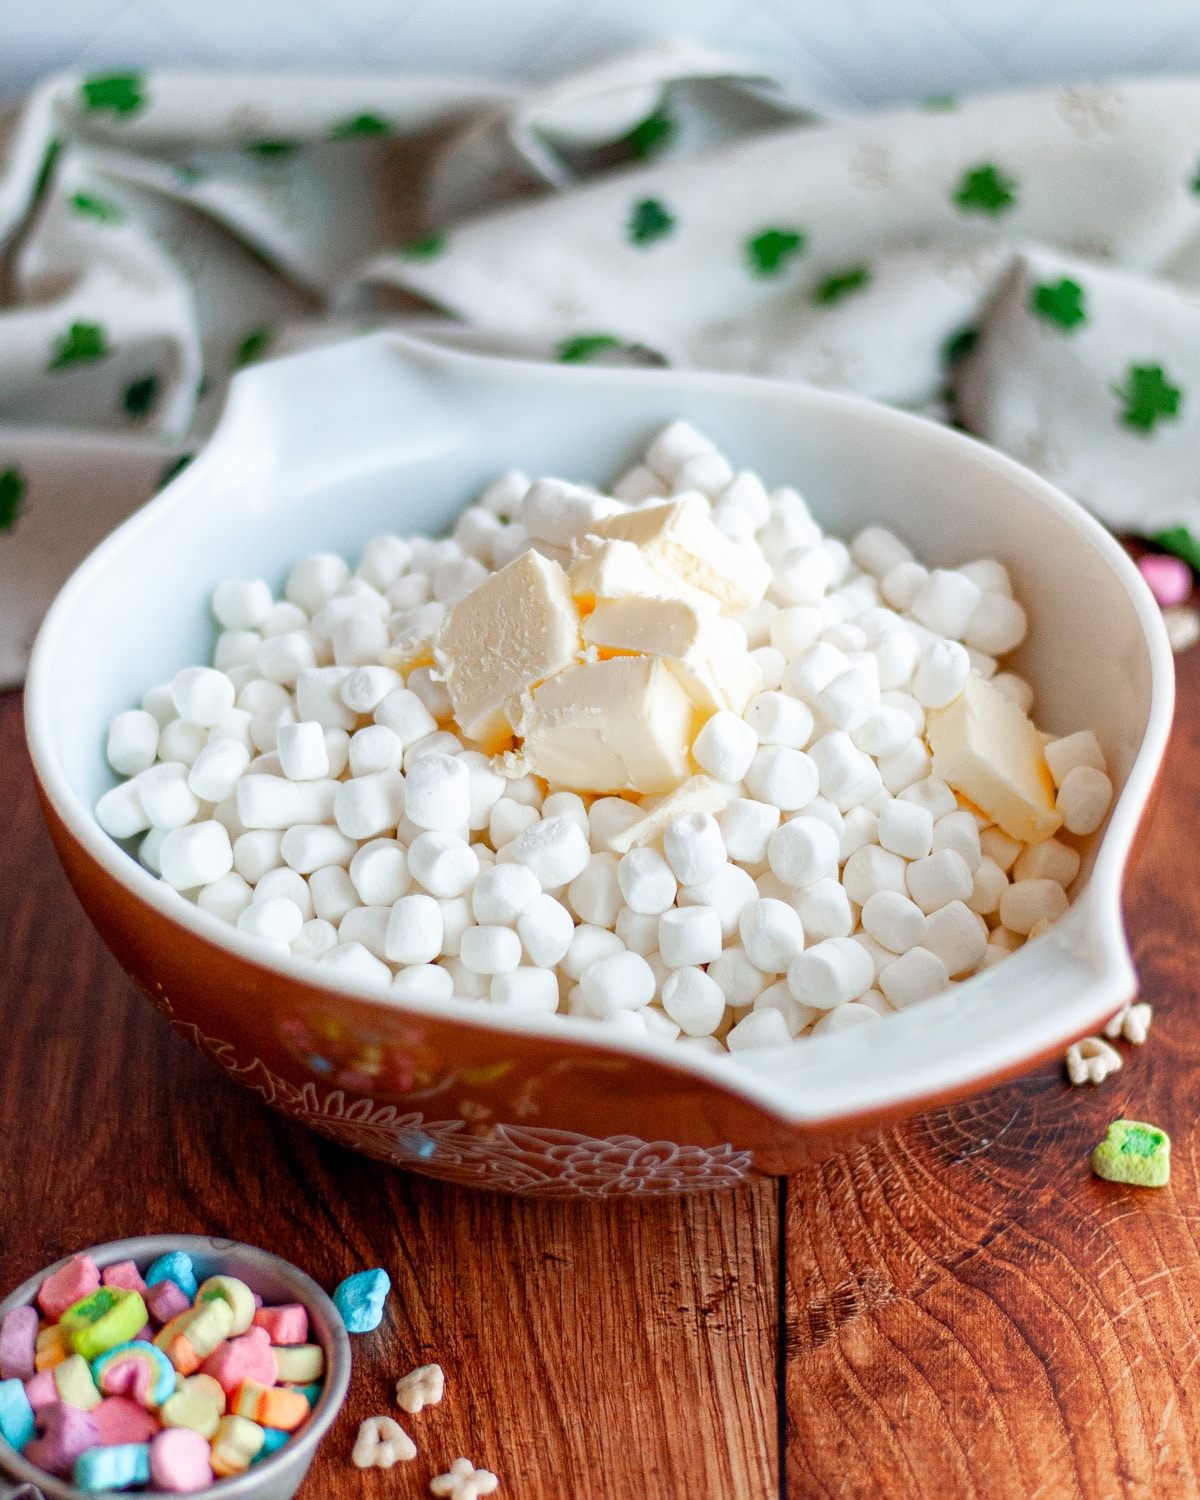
<box><xmin>61</xmin><ymin>1286</ymin><xmax>149</xmax><ymax>1361</ymax></box>
<box><xmin>1091</xmin><ymin>1118</ymin><xmax>1171</xmax><ymax>1187</ymax></box>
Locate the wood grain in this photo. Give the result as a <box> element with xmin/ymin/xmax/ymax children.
<box><xmin>0</xmin><ymin>687</ymin><xmax>779</xmax><ymax>1499</ymax></box>
<box><xmin>783</xmin><ymin>644</ymin><xmax>1200</xmax><ymax>1500</ymax></box>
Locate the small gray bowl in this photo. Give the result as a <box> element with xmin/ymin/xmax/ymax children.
<box><xmin>0</xmin><ymin>1235</ymin><xmax>351</xmax><ymax>1500</ymax></box>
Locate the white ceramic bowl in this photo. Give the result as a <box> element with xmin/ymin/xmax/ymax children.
<box><xmin>24</xmin><ymin>334</ymin><xmax>1174</xmax><ymax>1195</ymax></box>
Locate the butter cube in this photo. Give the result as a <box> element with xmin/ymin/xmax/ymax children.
<box><xmin>434</xmin><ymin>549</ymin><xmax>580</xmax><ymax>751</ymax></box>
<box><xmin>582</xmin><ymin>597</ymin><xmax>761</xmax><ymax>715</ymax></box>
<box><xmin>926</xmin><ymin>673</ymin><xmax>1062</xmax><ymax>844</ymax></box>
<box><xmin>568</xmin><ymin>538</ymin><xmax>714</xmax><ymax>613</ymax></box>
<box><xmin>589</xmin><ymin>499</ymin><xmax>771</xmax><ymax>613</ymax></box>
<box><xmin>512</xmin><ymin>655</ymin><xmax>696</xmax><ymax>795</ymax></box>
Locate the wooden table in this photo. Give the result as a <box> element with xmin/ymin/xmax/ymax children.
<box><xmin>3</xmin><ymin>651</ymin><xmax>1198</xmax><ymax>1500</ymax></box>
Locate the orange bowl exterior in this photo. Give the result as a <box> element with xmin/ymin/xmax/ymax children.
<box><xmin>41</xmin><ymin>791</ymin><xmax>1109</xmax><ymax>1195</ymax></box>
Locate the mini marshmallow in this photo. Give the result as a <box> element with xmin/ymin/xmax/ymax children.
<box><xmin>967</xmin><ymin>857</ymin><xmax>1009</xmax><ymax>916</ymax></box>
<box><xmin>348</xmin><ymin>725</ymin><xmax>404</xmax><ymax>778</ymax></box>
<box><xmin>159</xmin><ymin>718</ymin><xmax>209</xmax><ymax>766</ymax></box>
<box><xmin>877</xmin><ymin>799</ymin><xmax>933</xmax><ymax>860</ymax></box>
<box><xmin>460</xmin><ymin>925</ymin><xmax>523</xmax><ymax>974</ymax></box>
<box><xmin>518</xmin><ymin>894</ymin><xmax>576</xmax><ymax>967</ymax></box>
<box><xmin>931</xmin><ymin>810</ymin><xmax>982</xmax><ymax>872</ymax></box>
<box><xmin>334</xmin><ymin>611</ymin><xmax>390</xmax><ymax>667</ymax></box>
<box><xmin>96</xmin><ymin>781</ymin><xmax>151</xmax><ymax>840</ymax></box>
<box><xmin>744</xmin><ymin>745</ymin><xmax>820</xmax><ymax>810</ymax></box>
<box><xmin>212</xmin><ymin>578</ymin><xmax>273</xmax><ymax>631</ymax></box>
<box><xmin>663</xmin><ymin>813</ymin><xmax>726</xmax><ymax>886</ymax></box>
<box><xmin>256</xmin><ymin>632</ymin><xmax>318</xmax><ymax>687</ymax></box>
<box><xmin>106</xmin><ymin>710</ymin><xmax>161</xmax><ymax>777</ymax></box>
<box><xmin>910</xmin><ymin>569</ymin><xmax>982</xmax><ymax>640</ymax></box>
<box><xmin>788</xmin><ymin>938</ymin><xmax>874</xmax><ymax>1010</ymax></box>
<box><xmin>661</xmin><ymin>967</ymin><xmax>726</xmax><ymax>1036</ymax></box>
<box><xmin>340</xmin><ymin>905</ymin><xmax>392</xmax><ymax>960</ymax></box>
<box><xmin>816</xmin><ymin>661</ymin><xmax>880</xmax><ymax>732</ymax></box>
<box><xmin>232</xmin><ymin>829</ymin><xmax>284</xmax><ymax>885</ymax></box>
<box><xmin>1012</xmin><ymin>839</ymin><xmax>1080</xmax><ymax>888</ymax></box>
<box><xmin>841</xmin><ymin>844</ymin><xmax>909</xmax><ymax>906</ymax></box>
<box><xmin>899</xmin><ymin>776</ymin><xmax>958</xmax><ymax>819</ymax></box>
<box><xmin>906</xmin><ymin>848</ymin><xmax>974</xmax><ymax>914</ymax></box>
<box><xmin>617</xmin><ymin>848</ymin><xmax>678</xmax><ymax>916</ymax></box>
<box><xmin>878</xmin><ymin>947</ymin><xmax>950</xmax><ymax>1008</ymax></box>
<box><xmin>965</xmin><ymin>593</ymin><xmax>1027</xmax><ymax>655</ymax></box>
<box><xmin>615</xmin><ymin>906</ymin><xmax>659</xmax><ymax>955</ymax></box>
<box><xmin>280</xmin><ymin>823</ymin><xmax>357</xmax><ymax>875</ymax></box>
<box><xmin>872</xmin><ymin>628</ymin><xmax>921</xmax><ymax>692</ymax></box>
<box><xmin>838</xmin><ymin>806</ymin><xmax>879</xmax><ymax>863</ymax></box>
<box><xmin>286</xmin><ymin>553</ymin><xmax>349</xmax><ymax>613</ymax></box>
<box><xmin>877</xmin><ymin>738</ymin><xmax>932</xmax><ymax>794</ymax></box>
<box><xmin>389</xmin><ymin>964</ymin><xmax>454</xmax><ymax>1001</ymax></box>
<box><xmin>187</xmin><ymin>739</ymin><xmax>251</xmax><ymax>803</ymax></box>
<box><xmin>294</xmin><ymin>667</ymin><xmax>356</xmax><ymax>732</ymax></box>
<box><xmin>385</xmin><ymin>894</ymin><xmax>443</xmax><ymax>964</ymax></box>
<box><xmin>491</xmin><ymin>968</ymin><xmax>559</xmax><ymax>1011</ymax></box>
<box><xmin>347</xmin><ymin>839</ymin><xmax>409</xmax><ymax>906</ymax></box>
<box><xmin>793</xmin><ymin>878</ymin><xmax>853</xmax><ymax>941</ymax></box>
<box><xmin>473</xmin><ymin>864</ymin><xmax>541</xmax><ymax>926</ymax></box>
<box><xmin>293</xmin><ymin>918</ymin><xmax>339</xmax><ymax>960</ymax></box>
<box><xmin>320</xmin><ymin>942</ymin><xmax>392</xmax><ymax>987</ymax></box>
<box><xmin>990</xmin><ymin>672</ymin><xmax>1034</xmax><ymax>713</ymax></box>
<box><xmin>490</xmin><ymin>799</ymin><xmax>540</xmax><ymax>848</ymax></box>
<box><xmin>658</xmin><ymin>906</ymin><xmax>723</xmax><ymax>968</ymax></box>
<box><xmin>138</xmin><ymin>762</ymin><xmax>202</xmax><ymax>830</ymax></box>
<box><xmin>783</xmin><ymin>642</ymin><xmax>848</xmax><ymax>706</ymax></box>
<box><xmin>408</xmin><ymin>832</ymin><xmax>479</xmax><ymax>898</ymax></box>
<box><xmin>691</xmin><ymin>711</ymin><xmax>759</xmax><ymax>782</ymax></box>
<box><xmin>311</xmin><ymin>865</ymin><xmax>361</xmax><ymax>923</ymax></box>
<box><xmin>261</xmin><ymin>600</ymin><xmax>309</xmax><ymax>636</ymax></box>
<box><xmin>719</xmin><ymin>798</ymin><xmax>780</xmax><ymax>865</ymax></box>
<box><xmin>674</xmin><ymin>451</ymin><xmax>734</xmax><ymax>497</ymax></box>
<box><xmin>922</xmin><ymin>900</ymin><xmax>988</xmax><ymax>977</ymax></box>
<box><xmin>1056</xmin><ymin>766</ymin><xmax>1113</xmax><ymax>835</ymax></box>
<box><xmin>333</xmin><ymin>771</ymin><xmax>405</xmax><ymax>840</ymax></box>
<box><xmin>238</xmin><ymin>896</ymin><xmax>304</xmax><ymax>945</ymax></box>
<box><xmin>158</xmin><ymin>821</ymin><xmax>234</xmax><ymax>891</ymax></box>
<box><xmin>810</xmin><ymin>1002</ymin><xmax>880</xmax><ymax>1036</ymax></box>
<box><xmin>197</xmin><ymin>871</ymin><xmax>254</xmax><ymax>924</ymax></box>
<box><xmin>739</xmin><ymin>899</ymin><xmax>805</xmax><ymax>971</ymax></box>
<box><xmin>580</xmin><ymin>951</ymin><xmax>656</xmax><ymax>1014</ymax></box>
<box><xmin>744</xmin><ymin>691</ymin><xmax>814</xmax><ymax>750</ymax></box>
<box><xmin>861</xmin><ymin>890</ymin><xmax>927</xmax><ymax>954</ymax></box>
<box><xmin>567</xmin><ymin>853</ymin><xmax>623</xmax><ymax>927</ymax></box>
<box><xmin>238</xmin><ymin>774</ymin><xmax>338</xmax><ymax>831</ymax></box>
<box><xmin>254</xmin><ymin>866</ymin><xmax>314</xmax><ymax>919</ymax></box>
<box><xmin>911</xmin><ymin>639</ymin><xmax>970</xmax><ymax>710</ymax></box>
<box><xmin>171</xmin><ymin>666</ymin><xmax>236</xmax><ymax>728</ymax></box>
<box><xmin>808</xmin><ymin>732</ymin><xmax>882</xmax><ymax>810</ymax></box>
<box><xmin>999</xmin><ymin>878</ymin><xmax>1069</xmax><ymax>935</ymax></box>
<box><xmin>403</xmin><ymin>754</ymin><xmax>470</xmax><ymax>831</ymax></box>
<box><xmin>770</xmin><ymin>607</ymin><xmax>823</xmax><ymax>659</ymax></box>
<box><xmin>1044</xmin><ymin>730</ymin><xmax>1106</xmax><ymax>788</ymax></box>
<box><xmin>276</xmin><ymin>721</ymin><xmax>330</xmax><ymax>782</ymax></box>
<box><xmin>646</xmin><ymin>420</ymin><xmax>718</xmax><ymax>482</ymax></box>
<box><xmin>511</xmin><ymin>817</ymin><xmax>591</xmax><ymax>889</ymax></box>
<box><xmin>767</xmin><ymin>817</ymin><xmax>839</xmax><ymax>889</ymax></box>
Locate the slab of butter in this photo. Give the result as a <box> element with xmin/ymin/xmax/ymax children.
<box><xmin>589</xmin><ymin>499</ymin><xmax>771</xmax><ymax>613</ymax></box>
<box><xmin>926</xmin><ymin>673</ymin><xmax>1062</xmax><ymax>844</ymax></box>
<box><xmin>509</xmin><ymin>655</ymin><xmax>696</xmax><ymax>795</ymax></box>
<box><xmin>581</xmin><ymin>596</ymin><xmax>761</xmax><ymax>715</ymax></box>
<box><xmin>568</xmin><ymin>538</ymin><xmax>715</xmax><ymax>614</ymax></box>
<box><xmin>434</xmin><ymin>549</ymin><xmax>580</xmax><ymax>752</ymax></box>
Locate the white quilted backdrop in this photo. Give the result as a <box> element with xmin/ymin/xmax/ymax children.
<box><xmin>3</xmin><ymin>0</ymin><xmax>1200</xmax><ymax>106</ymax></box>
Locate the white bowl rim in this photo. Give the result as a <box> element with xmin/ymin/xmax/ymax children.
<box><xmin>25</xmin><ymin>332</ymin><xmax>1176</xmax><ymax>1130</ymax></box>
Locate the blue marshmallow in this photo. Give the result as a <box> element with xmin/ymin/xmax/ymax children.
<box><xmin>332</xmin><ymin>1268</ymin><xmax>390</xmax><ymax>1333</ymax></box>
<box><xmin>254</xmin><ymin>1426</ymin><xmax>293</xmax><ymax>1462</ymax></box>
<box><xmin>74</xmin><ymin>1441</ymin><xmax>151</xmax><ymax>1491</ymax></box>
<box><xmin>0</xmin><ymin>1378</ymin><xmax>34</xmax><ymax>1452</ymax></box>
<box><xmin>144</xmin><ymin>1250</ymin><xmax>197</xmax><ymax>1301</ymax></box>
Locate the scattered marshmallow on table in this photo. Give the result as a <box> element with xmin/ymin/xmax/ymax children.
<box><xmin>94</xmin><ymin>423</ymin><xmax>1116</xmax><ymax>1055</ymax></box>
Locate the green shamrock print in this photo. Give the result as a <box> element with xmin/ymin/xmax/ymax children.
<box><xmin>557</xmin><ymin>334</ymin><xmax>623</xmax><ymax>363</ymax></box>
<box><xmin>330</xmin><ymin>113</ymin><xmax>389</xmax><ymax>140</ymax></box>
<box><xmin>1113</xmin><ymin>364</ymin><xmax>1183</xmax><ymax>433</ymax></box>
<box><xmin>813</xmin><ymin>265</ymin><xmax>872</xmax><ymax>306</ymax></box>
<box><xmin>627</xmin><ymin>106</ymin><xmax>676</xmax><ymax>161</ymax></box>
<box><xmin>1153</xmin><ymin>527</ymin><xmax>1200</xmax><ymax>571</ymax></box>
<box><xmin>941</xmin><ymin>325</ymin><xmax>979</xmax><ymax>368</ymax></box>
<box><xmin>48</xmin><ymin>321</ymin><xmax>111</xmax><ymax>371</ymax></box>
<box><xmin>953</xmin><ymin>163</ymin><xmax>1017</xmax><ymax>216</ymax></box>
<box><xmin>34</xmin><ymin>139</ymin><xmax>61</xmax><ymax>200</ymax></box>
<box><xmin>399</xmin><ymin>233</ymin><xmax>447</xmax><ymax>261</ymax></box>
<box><xmin>1030</xmin><ymin>278</ymin><xmax>1087</xmax><ymax>331</ymax></box>
<box><xmin>234</xmin><ymin>329</ymin><xmax>272</xmax><ymax>369</ymax></box>
<box><xmin>627</xmin><ymin>198</ymin><xmax>675</xmax><ymax>247</ymax></box>
<box><xmin>246</xmin><ymin>140</ymin><xmax>298</xmax><ymax>157</ymax></box>
<box><xmin>920</xmin><ymin>94</ymin><xmax>959</xmax><ymax>111</ymax></box>
<box><xmin>158</xmin><ymin>453</ymin><xmax>193</xmax><ymax>490</ymax></box>
<box><xmin>745</xmin><ymin>228</ymin><xmax>805</xmax><ymax>278</ymax></box>
<box><xmin>80</xmin><ymin>72</ymin><xmax>147</xmax><ymax>118</ymax></box>
<box><xmin>0</xmin><ymin>467</ymin><xmax>26</xmax><ymax>532</ymax></box>
<box><xmin>123</xmin><ymin>375</ymin><xmax>159</xmax><ymax>419</ymax></box>
<box><xmin>69</xmin><ymin>191</ymin><xmax>123</xmax><ymax>224</ymax></box>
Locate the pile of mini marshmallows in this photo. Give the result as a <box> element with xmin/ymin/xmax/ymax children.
<box><xmin>0</xmin><ymin>1249</ymin><xmax>324</xmax><ymax>1492</ymax></box>
<box><xmin>94</xmin><ymin>422</ymin><xmax>1113</xmax><ymax>1054</ymax></box>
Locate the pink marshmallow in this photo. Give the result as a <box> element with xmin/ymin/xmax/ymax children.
<box><xmin>135</xmin><ymin>1324</ymin><xmax>155</xmax><ymax>1343</ymax></box>
<box><xmin>146</xmin><ymin>1279</ymin><xmax>192</xmax><ymax>1326</ymax></box>
<box><xmin>37</xmin><ymin>1254</ymin><xmax>100</xmax><ymax>1321</ymax></box>
<box><xmin>0</xmin><ymin>1304</ymin><xmax>38</xmax><ymax>1381</ymax></box>
<box><xmin>252</xmin><ymin>1304</ymin><xmax>309</xmax><ymax>1345</ymax></box>
<box><xmin>24</xmin><ymin>1370</ymin><xmax>59</xmax><ymax>1411</ymax></box>
<box><xmin>102</xmin><ymin>1260</ymin><xmax>149</xmax><ymax>1294</ymax></box>
<box><xmin>201</xmin><ymin>1325</ymin><xmax>276</xmax><ymax>1397</ymax></box>
<box><xmin>93</xmin><ymin>1395</ymin><xmax>160</xmax><ymax>1446</ymax></box>
<box><xmin>1139</xmin><ymin>553</ymin><xmax>1192</xmax><ymax>608</ymax></box>
<box><xmin>24</xmin><ymin>1401</ymin><xmax>99</xmax><ymax>1477</ymax></box>
<box><xmin>150</xmin><ymin>1426</ymin><xmax>214</xmax><ymax>1492</ymax></box>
